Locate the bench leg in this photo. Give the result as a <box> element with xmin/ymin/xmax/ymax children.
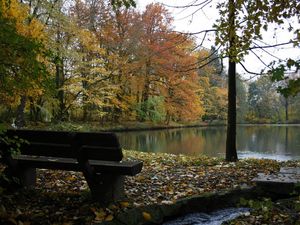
<box><xmin>3</xmin><ymin>166</ymin><xmax>36</xmax><ymax>189</ymax></box>
<box><xmin>17</xmin><ymin>167</ymin><xmax>36</xmax><ymax>188</ymax></box>
<box><xmin>89</xmin><ymin>174</ymin><xmax>125</xmax><ymax>203</ymax></box>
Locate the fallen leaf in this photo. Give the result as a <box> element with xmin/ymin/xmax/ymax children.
<box><xmin>142</xmin><ymin>212</ymin><xmax>151</xmax><ymax>221</ymax></box>
<box><xmin>105</xmin><ymin>214</ymin><xmax>114</xmax><ymax>221</ymax></box>
<box><xmin>120</xmin><ymin>201</ymin><xmax>130</xmax><ymax>208</ymax></box>
<box><xmin>93</xmin><ymin>208</ymin><xmax>106</xmax><ymax>221</ymax></box>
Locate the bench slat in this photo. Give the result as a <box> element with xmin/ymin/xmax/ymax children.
<box><xmin>14</xmin><ymin>155</ymin><xmax>142</xmax><ymax>176</ymax></box>
<box><xmin>2</xmin><ymin>130</ymin><xmax>124</xmax><ymax>161</ymax></box>
<box><xmin>20</xmin><ymin>143</ymin><xmax>74</xmax><ymax>158</ymax></box>
<box><xmin>80</xmin><ymin>145</ymin><xmax>122</xmax><ymax>161</ymax></box>
<box><xmin>76</xmin><ymin>133</ymin><xmax>123</xmax><ymax>161</ymax></box>
<box><xmin>76</xmin><ymin>132</ymin><xmax>121</xmax><ymax>147</ymax></box>
<box><xmin>91</xmin><ymin>160</ymin><xmax>143</xmax><ymax>175</ymax></box>
<box><xmin>4</xmin><ymin>129</ymin><xmax>74</xmax><ymax>144</ymax></box>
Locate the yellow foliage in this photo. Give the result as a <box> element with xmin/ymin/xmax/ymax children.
<box><xmin>77</xmin><ymin>29</ymin><xmax>105</xmax><ymax>54</ymax></box>
<box><xmin>1</xmin><ymin>0</ymin><xmax>45</xmax><ymax>41</ymax></box>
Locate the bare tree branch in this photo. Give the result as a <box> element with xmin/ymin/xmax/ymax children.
<box><xmin>239</xmin><ymin>62</ymin><xmax>264</xmax><ymax>79</ymax></box>
<box><xmin>253</xmin><ymin>41</ymin><xmax>283</xmax><ymax>61</ymax></box>
<box><xmin>178</xmin><ymin>45</ymin><xmax>222</xmax><ymax>70</ymax></box>
<box><xmin>249</xmin><ymin>41</ymin><xmax>295</xmax><ymax>50</ymax></box>
<box><xmin>173</xmin><ymin>29</ymin><xmax>216</xmax><ymax>36</ymax></box>
<box><xmin>162</xmin><ymin>0</ymin><xmax>212</xmax><ymax>9</ymax></box>
<box><xmin>249</xmin><ymin>49</ymin><xmax>270</xmax><ymax>69</ymax></box>
<box><xmin>176</xmin><ymin>1</ymin><xmax>212</xmax><ymax>22</ymax></box>
<box><xmin>173</xmin><ymin>56</ymin><xmax>225</xmax><ymax>73</ymax></box>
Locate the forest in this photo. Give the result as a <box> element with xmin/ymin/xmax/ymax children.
<box><xmin>1</xmin><ymin>0</ymin><xmax>300</xmax><ymax>130</ymax></box>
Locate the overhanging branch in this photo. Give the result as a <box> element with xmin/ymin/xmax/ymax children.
<box><xmin>249</xmin><ymin>41</ymin><xmax>294</xmax><ymax>50</ymax></box>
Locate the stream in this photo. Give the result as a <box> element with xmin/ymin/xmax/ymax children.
<box><xmin>162</xmin><ymin>208</ymin><xmax>249</xmax><ymax>225</ymax></box>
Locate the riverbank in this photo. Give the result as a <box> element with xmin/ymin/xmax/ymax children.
<box><xmin>10</xmin><ymin>120</ymin><xmax>225</xmax><ymax>132</ymax></box>
<box><xmin>1</xmin><ymin>150</ymin><xmax>300</xmax><ymax>224</ymax></box>
<box><xmin>5</xmin><ymin>121</ymin><xmax>300</xmax><ymax>133</ymax></box>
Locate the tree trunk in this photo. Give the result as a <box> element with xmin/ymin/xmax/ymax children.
<box><xmin>55</xmin><ymin>56</ymin><xmax>68</xmax><ymax>121</ymax></box>
<box><xmin>225</xmin><ymin>0</ymin><xmax>238</xmax><ymax>162</ymax></box>
<box><xmin>226</xmin><ymin>60</ymin><xmax>238</xmax><ymax>161</ymax></box>
<box><xmin>54</xmin><ymin>29</ymin><xmax>67</xmax><ymax>121</ymax></box>
<box><xmin>82</xmin><ymin>78</ymin><xmax>89</xmax><ymax>121</ymax></box>
<box><xmin>29</xmin><ymin>97</ymin><xmax>43</xmax><ymax>122</ymax></box>
<box><xmin>285</xmin><ymin>97</ymin><xmax>289</xmax><ymax>122</ymax></box>
<box><xmin>15</xmin><ymin>95</ymin><xmax>27</xmax><ymax>128</ymax></box>
<box><xmin>140</xmin><ymin>80</ymin><xmax>150</xmax><ymax>121</ymax></box>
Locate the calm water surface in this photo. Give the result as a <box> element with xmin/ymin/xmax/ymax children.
<box><xmin>116</xmin><ymin>125</ymin><xmax>300</xmax><ymax>161</ymax></box>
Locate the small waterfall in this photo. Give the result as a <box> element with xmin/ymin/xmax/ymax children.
<box><xmin>163</xmin><ymin>208</ymin><xmax>249</xmax><ymax>225</ymax></box>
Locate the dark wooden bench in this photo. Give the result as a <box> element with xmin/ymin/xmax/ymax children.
<box><xmin>0</xmin><ymin>129</ymin><xmax>143</xmax><ymax>203</ymax></box>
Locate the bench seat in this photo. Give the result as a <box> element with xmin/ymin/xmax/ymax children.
<box><xmin>8</xmin><ymin>155</ymin><xmax>143</xmax><ymax>175</ymax></box>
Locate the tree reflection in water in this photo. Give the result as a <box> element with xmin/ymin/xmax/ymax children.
<box><xmin>116</xmin><ymin>125</ymin><xmax>300</xmax><ymax>160</ymax></box>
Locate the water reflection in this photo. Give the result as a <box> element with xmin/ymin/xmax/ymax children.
<box><xmin>116</xmin><ymin>125</ymin><xmax>300</xmax><ymax>160</ymax></box>
<box><xmin>237</xmin><ymin>125</ymin><xmax>300</xmax><ymax>160</ymax></box>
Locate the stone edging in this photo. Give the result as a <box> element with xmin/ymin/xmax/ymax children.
<box><xmin>95</xmin><ymin>187</ymin><xmax>259</xmax><ymax>225</ymax></box>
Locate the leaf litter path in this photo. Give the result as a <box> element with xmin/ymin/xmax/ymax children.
<box><xmin>0</xmin><ymin>150</ymin><xmax>299</xmax><ymax>225</ymax></box>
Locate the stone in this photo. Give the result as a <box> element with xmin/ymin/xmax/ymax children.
<box><xmin>252</xmin><ymin>167</ymin><xmax>300</xmax><ymax>195</ymax></box>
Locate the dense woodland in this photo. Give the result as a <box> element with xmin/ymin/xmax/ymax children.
<box><xmin>1</xmin><ymin>0</ymin><xmax>300</xmax><ymax>129</ymax></box>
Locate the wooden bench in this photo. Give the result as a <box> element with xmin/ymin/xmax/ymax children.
<box><xmin>0</xmin><ymin>129</ymin><xmax>143</xmax><ymax>203</ymax></box>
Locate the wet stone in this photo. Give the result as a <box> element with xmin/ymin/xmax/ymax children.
<box><xmin>280</xmin><ymin>167</ymin><xmax>300</xmax><ymax>174</ymax></box>
<box><xmin>253</xmin><ymin>167</ymin><xmax>300</xmax><ymax>195</ymax></box>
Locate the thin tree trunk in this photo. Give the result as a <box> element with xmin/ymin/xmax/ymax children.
<box><xmin>285</xmin><ymin>97</ymin><xmax>289</xmax><ymax>122</ymax></box>
<box><xmin>15</xmin><ymin>95</ymin><xmax>27</xmax><ymax>128</ymax></box>
<box><xmin>225</xmin><ymin>0</ymin><xmax>238</xmax><ymax>161</ymax></box>
<box><xmin>285</xmin><ymin>126</ymin><xmax>289</xmax><ymax>151</ymax></box>
<box><xmin>55</xmin><ymin>56</ymin><xmax>67</xmax><ymax>121</ymax></box>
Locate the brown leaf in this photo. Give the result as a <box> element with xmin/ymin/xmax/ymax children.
<box><xmin>142</xmin><ymin>212</ymin><xmax>151</xmax><ymax>221</ymax></box>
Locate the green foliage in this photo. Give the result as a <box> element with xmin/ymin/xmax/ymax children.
<box><xmin>278</xmin><ymin>79</ymin><xmax>300</xmax><ymax>98</ymax></box>
<box><xmin>111</xmin><ymin>0</ymin><xmax>136</xmax><ymax>9</ymax></box>
<box><xmin>246</xmin><ymin>76</ymin><xmax>284</xmax><ymax>123</ymax></box>
<box><xmin>214</xmin><ymin>0</ymin><xmax>300</xmax><ymax>62</ymax></box>
<box><xmin>0</xmin><ymin>13</ymin><xmax>48</xmax><ymax>94</ymax></box>
<box><xmin>236</xmin><ymin>76</ymin><xmax>248</xmax><ymax>122</ymax></box>
<box><xmin>270</xmin><ymin>59</ymin><xmax>300</xmax><ymax>97</ymax></box>
<box><xmin>136</xmin><ymin>96</ymin><xmax>166</xmax><ymax>123</ymax></box>
<box><xmin>239</xmin><ymin>198</ymin><xmax>274</xmax><ymax>220</ymax></box>
<box><xmin>0</xmin><ymin>131</ymin><xmax>28</xmax><ymax>156</ymax></box>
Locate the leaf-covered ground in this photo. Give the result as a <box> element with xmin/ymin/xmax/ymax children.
<box><xmin>0</xmin><ymin>150</ymin><xmax>300</xmax><ymax>225</ymax></box>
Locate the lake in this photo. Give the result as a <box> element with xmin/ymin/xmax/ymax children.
<box><xmin>116</xmin><ymin>124</ymin><xmax>300</xmax><ymax>161</ymax></box>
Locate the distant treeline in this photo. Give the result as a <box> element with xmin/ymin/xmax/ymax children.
<box><xmin>1</xmin><ymin>0</ymin><xmax>299</xmax><ymax>128</ymax></box>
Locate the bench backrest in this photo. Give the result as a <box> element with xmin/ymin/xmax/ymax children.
<box><xmin>1</xmin><ymin>129</ymin><xmax>123</xmax><ymax>161</ymax></box>
<box><xmin>76</xmin><ymin>132</ymin><xmax>122</xmax><ymax>161</ymax></box>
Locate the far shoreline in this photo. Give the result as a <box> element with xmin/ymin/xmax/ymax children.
<box><xmin>5</xmin><ymin>121</ymin><xmax>300</xmax><ymax>132</ymax></box>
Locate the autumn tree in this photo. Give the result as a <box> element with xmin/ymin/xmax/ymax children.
<box><xmin>0</xmin><ymin>0</ymin><xmax>49</xmax><ymax>127</ymax></box>
<box><xmin>100</xmin><ymin>6</ymin><xmax>143</xmax><ymax>121</ymax></box>
<box><xmin>92</xmin><ymin>3</ymin><xmax>204</xmax><ymax>123</ymax></box>
<box><xmin>197</xmin><ymin>48</ymin><xmax>227</xmax><ymax>122</ymax></box>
